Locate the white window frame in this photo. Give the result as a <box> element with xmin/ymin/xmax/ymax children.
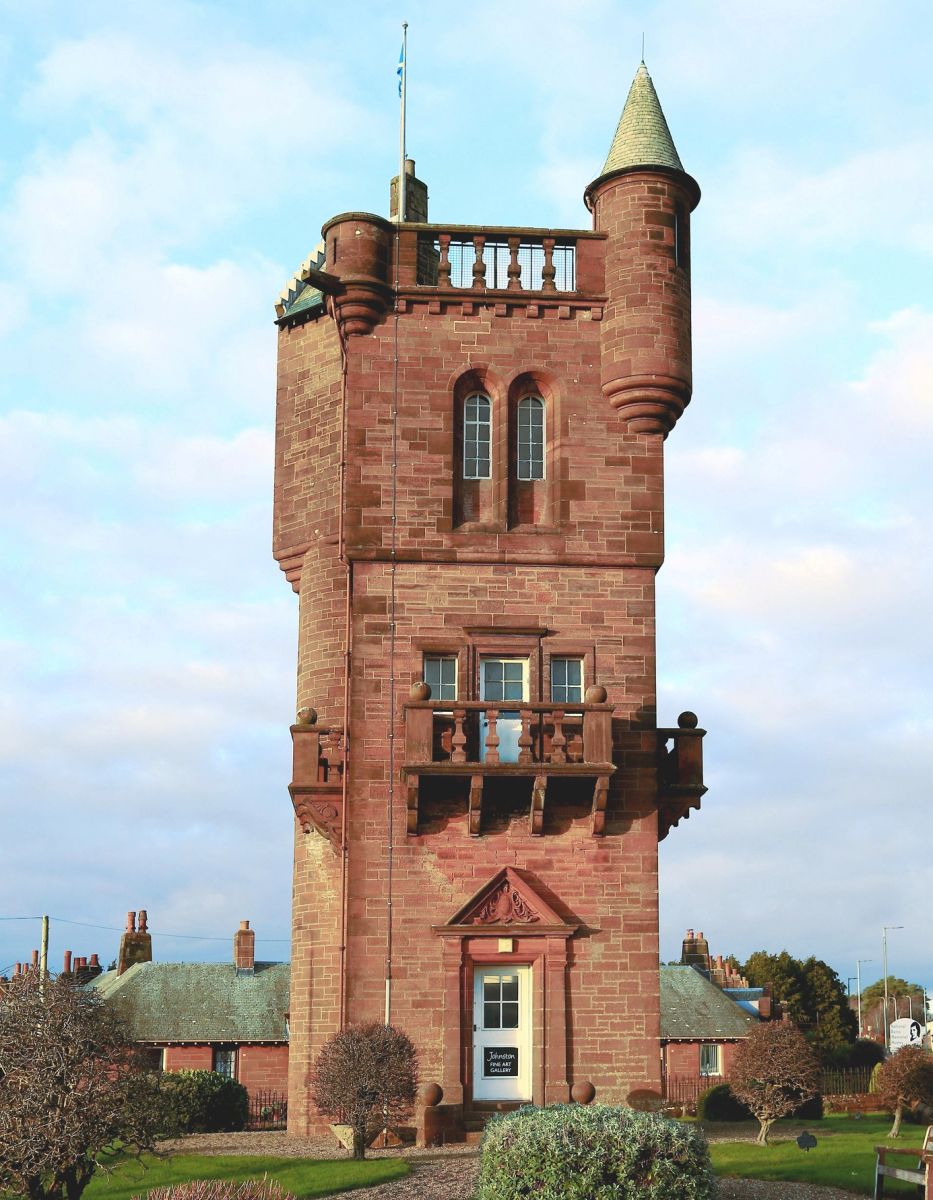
<box><xmin>699</xmin><ymin>1043</ymin><xmax>722</xmax><ymax>1076</ymax></box>
<box><xmin>516</xmin><ymin>395</ymin><xmax>545</xmax><ymax>481</ymax></box>
<box><xmin>463</xmin><ymin>393</ymin><xmax>492</xmax><ymax>480</ymax></box>
<box><xmin>423</xmin><ymin>654</ymin><xmax>458</xmax><ymax>702</ymax></box>
<box><xmin>550</xmin><ymin>656</ymin><xmax>584</xmax><ymax>704</ymax></box>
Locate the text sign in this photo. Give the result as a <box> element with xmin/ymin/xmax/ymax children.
<box><xmin>890</xmin><ymin>1017</ymin><xmax>924</xmax><ymax>1051</ymax></box>
<box><xmin>484</xmin><ymin>1046</ymin><xmax>519</xmax><ymax>1077</ymax></box>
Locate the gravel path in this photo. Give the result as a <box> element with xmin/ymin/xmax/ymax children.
<box><xmin>160</xmin><ymin>1132</ymin><xmax>860</xmax><ymax>1199</ymax></box>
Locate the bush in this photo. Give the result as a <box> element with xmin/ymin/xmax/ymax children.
<box><xmin>310</xmin><ymin>1022</ymin><xmax>418</xmax><ymax>1160</ymax></box>
<box><xmin>158</xmin><ymin>1070</ymin><xmax>249</xmax><ymax>1134</ymax></box>
<box><xmin>697</xmin><ymin>1083</ymin><xmax>752</xmax><ymax>1121</ymax></box>
<box><xmin>140</xmin><ymin>1185</ymin><xmax>294</xmax><ymax>1200</ymax></box>
<box><xmin>793</xmin><ymin>1092</ymin><xmax>824</xmax><ymax>1120</ymax></box>
<box><xmin>476</xmin><ymin>1104</ymin><xmax>717</xmax><ymax>1200</ymax></box>
<box><xmin>730</xmin><ymin>1022</ymin><xmax>820</xmax><ymax>1144</ymax></box>
<box><xmin>874</xmin><ymin>1046</ymin><xmax>933</xmax><ymax>1137</ymax></box>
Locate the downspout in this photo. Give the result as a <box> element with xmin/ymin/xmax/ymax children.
<box><xmin>331</xmin><ymin>293</ymin><xmax>352</xmax><ymax>1031</ymax></box>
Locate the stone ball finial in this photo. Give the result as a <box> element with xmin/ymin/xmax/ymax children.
<box><xmin>571</xmin><ymin>1080</ymin><xmax>596</xmax><ymax>1105</ymax></box>
<box><xmin>297</xmin><ymin>707</ymin><xmax>318</xmax><ymax>726</ymax></box>
<box><xmin>677</xmin><ymin>711</ymin><xmax>698</xmax><ymax>729</ymax></box>
<box><xmin>584</xmin><ymin>685</ymin><xmax>607</xmax><ymax>704</ymax></box>
<box><xmin>418</xmin><ymin>1082</ymin><xmax>443</xmax><ymax>1107</ymax></box>
<box><xmin>410</xmin><ymin>681</ymin><xmax>432</xmax><ymax>701</ymax></box>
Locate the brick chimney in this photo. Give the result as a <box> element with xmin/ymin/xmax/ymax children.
<box><xmin>117</xmin><ymin>909</ymin><xmax>153</xmax><ymax>975</ymax></box>
<box><xmin>234</xmin><ymin>920</ymin><xmax>255</xmax><ymax>973</ymax></box>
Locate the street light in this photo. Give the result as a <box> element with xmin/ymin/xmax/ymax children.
<box><xmin>882</xmin><ymin>926</ymin><xmax>904</xmax><ymax>1051</ymax></box>
<box><xmin>856</xmin><ymin>959</ymin><xmax>873</xmax><ymax>1039</ymax></box>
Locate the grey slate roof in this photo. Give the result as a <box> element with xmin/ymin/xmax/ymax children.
<box><xmin>89</xmin><ymin>961</ymin><xmax>289</xmax><ymax>1044</ymax></box>
<box><xmin>602</xmin><ymin>62</ymin><xmax>684</xmax><ymax>175</ymax></box>
<box><xmin>660</xmin><ymin>966</ymin><xmax>757</xmax><ymax>1040</ymax></box>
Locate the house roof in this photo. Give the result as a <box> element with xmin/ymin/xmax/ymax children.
<box><xmin>601</xmin><ymin>62</ymin><xmax>684</xmax><ymax>176</ymax></box>
<box><xmin>89</xmin><ymin>961</ymin><xmax>289</xmax><ymax>1044</ymax></box>
<box><xmin>660</xmin><ymin>966</ymin><xmax>758</xmax><ymax>1040</ymax></box>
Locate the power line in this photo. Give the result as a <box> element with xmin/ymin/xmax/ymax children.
<box><xmin>1</xmin><ymin>916</ymin><xmax>288</xmax><ymax>943</ymax></box>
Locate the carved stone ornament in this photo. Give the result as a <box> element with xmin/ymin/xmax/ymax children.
<box><xmin>468</xmin><ymin>880</ymin><xmax>540</xmax><ymax>926</ymax></box>
<box><xmin>292</xmin><ymin>794</ymin><xmax>342</xmax><ymax>850</ymax></box>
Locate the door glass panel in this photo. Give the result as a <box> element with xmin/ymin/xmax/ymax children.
<box><xmin>484</xmin><ymin>1002</ymin><xmax>501</xmax><ymax>1029</ymax></box>
<box><xmin>502</xmin><ymin>1002</ymin><xmax>520</xmax><ymax>1029</ymax></box>
<box><xmin>501</xmin><ymin>976</ymin><xmax>519</xmax><ymax>1002</ymax></box>
<box><xmin>484</xmin><ymin>980</ymin><xmax>500</xmax><ymax>1002</ymax></box>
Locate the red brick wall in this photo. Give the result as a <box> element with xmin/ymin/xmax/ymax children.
<box><xmin>163</xmin><ymin>1045</ymin><xmax>213</xmax><ymax>1072</ymax></box>
<box><xmin>238</xmin><ymin>1045</ymin><xmax>289</xmax><ymax>1096</ymax></box>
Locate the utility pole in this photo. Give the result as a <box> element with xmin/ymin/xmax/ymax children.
<box><xmin>856</xmin><ymin>958</ymin><xmax>872</xmax><ymax>1039</ymax></box>
<box><xmin>882</xmin><ymin>925</ymin><xmax>903</xmax><ymax>1051</ymax></box>
<box><xmin>40</xmin><ymin>914</ymin><xmax>49</xmax><ymax>978</ymax></box>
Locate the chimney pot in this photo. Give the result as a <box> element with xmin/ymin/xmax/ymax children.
<box><xmin>63</xmin><ymin>950</ymin><xmax>72</xmax><ymax>973</ymax></box>
<box><xmin>138</xmin><ymin>910</ymin><xmax>148</xmax><ymax>933</ymax></box>
<box><xmin>89</xmin><ymin>953</ymin><xmax>100</xmax><ymax>967</ymax></box>
<box><xmin>126</xmin><ymin>911</ymin><xmax>136</xmax><ymax>932</ymax></box>
<box><xmin>686</xmin><ymin>929</ymin><xmax>694</xmax><ymax>938</ymax></box>
<box><xmin>240</xmin><ymin>920</ymin><xmax>250</xmax><ymax>931</ymax></box>
<box><xmin>31</xmin><ymin>949</ymin><xmax>39</xmax><ymax>967</ymax></box>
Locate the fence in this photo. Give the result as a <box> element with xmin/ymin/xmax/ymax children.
<box><xmin>662</xmin><ymin>1066</ymin><xmax>874</xmax><ymax>1107</ymax></box>
<box><xmin>247</xmin><ymin>1090</ymin><xmax>288</xmax><ymax>1130</ymax></box>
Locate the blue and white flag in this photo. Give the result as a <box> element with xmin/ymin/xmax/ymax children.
<box><xmin>397</xmin><ymin>42</ymin><xmax>405</xmax><ymax>97</ymax></box>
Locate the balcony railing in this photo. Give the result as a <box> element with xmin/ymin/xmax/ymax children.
<box><xmin>404</xmin><ymin>686</ymin><xmax>615</xmax><ymax>836</ymax></box>
<box><xmin>419</xmin><ymin>233</ymin><xmax>576</xmax><ymax>292</ymax></box>
<box><xmin>288</xmin><ymin>713</ymin><xmax>345</xmax><ymax>850</ymax></box>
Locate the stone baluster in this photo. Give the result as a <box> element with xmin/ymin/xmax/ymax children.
<box><xmin>484</xmin><ymin>708</ymin><xmax>500</xmax><ymax>764</ymax></box>
<box><xmin>437</xmin><ymin>233</ymin><xmax>452</xmax><ymax>288</ymax></box>
<box><xmin>541</xmin><ymin>237</ymin><xmax>557</xmax><ymax>292</ymax></box>
<box><xmin>472</xmin><ymin>235</ymin><xmax>487</xmax><ymax>290</ymax></box>
<box><xmin>507</xmin><ymin>236</ymin><xmax>522</xmax><ymax>290</ymax></box>
<box><xmin>518</xmin><ymin>709</ymin><xmax>533</xmax><ymax>763</ymax></box>
<box><xmin>451</xmin><ymin>708</ymin><xmax>467</xmax><ymax>764</ymax></box>
<box><xmin>549</xmin><ymin>708</ymin><xmax>566</xmax><ymax>763</ymax></box>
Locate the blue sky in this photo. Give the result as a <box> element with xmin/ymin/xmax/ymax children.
<box><xmin>1</xmin><ymin>0</ymin><xmax>931</xmax><ymax>1002</ymax></box>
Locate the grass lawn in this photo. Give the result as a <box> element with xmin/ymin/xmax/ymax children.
<box><xmin>83</xmin><ymin>1153</ymin><xmax>409</xmax><ymax>1200</ymax></box>
<box><xmin>709</xmin><ymin>1114</ymin><xmax>927</xmax><ymax>1196</ymax></box>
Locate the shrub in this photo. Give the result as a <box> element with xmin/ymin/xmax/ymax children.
<box><xmin>310</xmin><ymin>1022</ymin><xmax>418</xmax><ymax>1160</ymax></box>
<box><xmin>475</xmin><ymin>1103</ymin><xmax>717</xmax><ymax>1200</ymax></box>
<box><xmin>793</xmin><ymin>1092</ymin><xmax>824</xmax><ymax>1120</ymax></box>
<box><xmin>730</xmin><ymin>1022</ymin><xmax>820</xmax><ymax>1145</ymax></box>
<box><xmin>874</xmin><ymin>1046</ymin><xmax>933</xmax><ymax>1137</ymax></box>
<box><xmin>697</xmin><ymin>1083</ymin><xmax>752</xmax><ymax>1122</ymax></box>
<box><xmin>140</xmin><ymin>1185</ymin><xmax>294</xmax><ymax>1200</ymax></box>
<box><xmin>158</xmin><ymin>1070</ymin><xmax>249</xmax><ymax>1134</ymax></box>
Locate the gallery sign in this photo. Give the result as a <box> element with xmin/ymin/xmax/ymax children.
<box><xmin>484</xmin><ymin>1046</ymin><xmax>519</xmax><ymax>1077</ymax></box>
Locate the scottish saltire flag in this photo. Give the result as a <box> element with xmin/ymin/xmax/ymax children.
<box><xmin>397</xmin><ymin>42</ymin><xmax>405</xmax><ymax>96</ymax></box>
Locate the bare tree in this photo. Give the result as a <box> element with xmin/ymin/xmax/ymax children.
<box><xmin>0</xmin><ymin>973</ymin><xmax>161</xmax><ymax>1200</ymax></box>
<box><xmin>874</xmin><ymin>1046</ymin><xmax>933</xmax><ymax>1137</ymax></box>
<box><xmin>309</xmin><ymin>1022</ymin><xmax>418</xmax><ymax>1159</ymax></box>
<box><xmin>729</xmin><ymin>1021</ymin><xmax>820</xmax><ymax>1145</ymax></box>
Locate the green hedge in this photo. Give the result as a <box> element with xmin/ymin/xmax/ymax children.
<box><xmin>159</xmin><ymin>1069</ymin><xmax>249</xmax><ymax>1134</ymax></box>
<box><xmin>476</xmin><ymin>1104</ymin><xmax>717</xmax><ymax>1200</ymax></box>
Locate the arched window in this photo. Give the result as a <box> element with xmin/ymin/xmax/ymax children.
<box><xmin>463</xmin><ymin>393</ymin><xmax>492</xmax><ymax>479</ymax></box>
<box><xmin>516</xmin><ymin>396</ymin><xmax>545</xmax><ymax>480</ymax></box>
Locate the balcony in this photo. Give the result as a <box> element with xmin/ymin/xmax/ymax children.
<box><xmin>288</xmin><ymin>712</ymin><xmax>345</xmax><ymax>849</ymax></box>
<box><xmin>404</xmin><ymin>683</ymin><xmax>615</xmax><ymax>837</ymax></box>
<box><xmin>657</xmin><ymin>712</ymin><xmax>707</xmax><ymax>840</ymax></box>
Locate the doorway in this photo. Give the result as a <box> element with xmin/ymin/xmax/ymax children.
<box><xmin>479</xmin><ymin>658</ymin><xmax>528</xmax><ymax>763</ymax></box>
<box><xmin>472</xmin><ymin>965</ymin><xmax>532</xmax><ymax>1101</ymax></box>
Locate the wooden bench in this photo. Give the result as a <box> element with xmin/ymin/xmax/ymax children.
<box><xmin>873</xmin><ymin>1126</ymin><xmax>933</xmax><ymax>1199</ymax></box>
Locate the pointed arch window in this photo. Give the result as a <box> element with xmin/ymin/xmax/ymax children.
<box><xmin>463</xmin><ymin>393</ymin><xmax>492</xmax><ymax>479</ymax></box>
<box><xmin>516</xmin><ymin>396</ymin><xmax>545</xmax><ymax>481</ymax></box>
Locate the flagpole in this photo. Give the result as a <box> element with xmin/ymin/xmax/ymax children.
<box><xmin>399</xmin><ymin>22</ymin><xmax>408</xmax><ymax>224</ymax></box>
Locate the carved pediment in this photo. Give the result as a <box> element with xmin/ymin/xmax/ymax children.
<box><xmin>443</xmin><ymin>867</ymin><xmax>571</xmax><ymax>930</ymax></box>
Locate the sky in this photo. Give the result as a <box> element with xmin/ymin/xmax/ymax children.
<box><xmin>1</xmin><ymin>0</ymin><xmax>930</xmax><ymax>1002</ymax></box>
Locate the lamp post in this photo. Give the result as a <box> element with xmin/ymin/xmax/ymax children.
<box><xmin>856</xmin><ymin>958</ymin><xmax>872</xmax><ymax>1039</ymax></box>
<box><xmin>882</xmin><ymin>926</ymin><xmax>904</xmax><ymax>1051</ymax></box>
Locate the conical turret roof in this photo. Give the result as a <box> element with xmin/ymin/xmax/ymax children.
<box><xmin>601</xmin><ymin>62</ymin><xmax>684</xmax><ymax>174</ymax></box>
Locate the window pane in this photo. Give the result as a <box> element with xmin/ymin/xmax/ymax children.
<box><xmin>501</xmin><ymin>976</ymin><xmax>519</xmax><ymax>1002</ymax></box>
<box><xmin>516</xmin><ymin>397</ymin><xmax>544</xmax><ymax>480</ymax></box>
<box><xmin>463</xmin><ymin>394</ymin><xmax>491</xmax><ymax>480</ymax></box>
<box><xmin>484</xmin><ymin>1003</ymin><xmax>501</xmax><ymax>1029</ymax></box>
<box><xmin>424</xmin><ymin>655</ymin><xmax>457</xmax><ymax>701</ymax></box>
<box><xmin>484</xmin><ymin>980</ymin><xmax>501</xmax><ymax>1002</ymax></box>
<box><xmin>551</xmin><ymin>658</ymin><xmax>583</xmax><ymax>703</ymax></box>
<box><xmin>501</xmin><ymin>1002</ymin><xmax>519</xmax><ymax>1029</ymax></box>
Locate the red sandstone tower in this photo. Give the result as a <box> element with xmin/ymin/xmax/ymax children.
<box><xmin>273</xmin><ymin>63</ymin><xmax>707</xmax><ymax>1137</ymax></box>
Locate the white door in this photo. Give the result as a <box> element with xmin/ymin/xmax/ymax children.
<box><xmin>480</xmin><ymin>658</ymin><xmax>528</xmax><ymax>763</ymax></box>
<box><xmin>472</xmin><ymin>965</ymin><xmax>532</xmax><ymax>1101</ymax></box>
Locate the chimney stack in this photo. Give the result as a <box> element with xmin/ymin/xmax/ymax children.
<box><xmin>117</xmin><ymin>907</ymin><xmax>153</xmax><ymax>975</ymax></box>
<box><xmin>63</xmin><ymin>950</ymin><xmax>72</xmax><ymax>974</ymax></box>
<box><xmin>234</xmin><ymin>920</ymin><xmax>255</xmax><ymax>973</ymax></box>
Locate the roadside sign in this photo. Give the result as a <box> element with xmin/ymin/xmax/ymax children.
<box><xmin>890</xmin><ymin>1017</ymin><xmax>924</xmax><ymax>1051</ymax></box>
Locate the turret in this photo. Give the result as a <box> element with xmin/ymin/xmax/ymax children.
<box><xmin>585</xmin><ymin>63</ymin><xmax>700</xmax><ymax>436</ymax></box>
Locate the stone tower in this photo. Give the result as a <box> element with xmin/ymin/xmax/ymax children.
<box><xmin>273</xmin><ymin>63</ymin><xmax>707</xmax><ymax>1138</ymax></box>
